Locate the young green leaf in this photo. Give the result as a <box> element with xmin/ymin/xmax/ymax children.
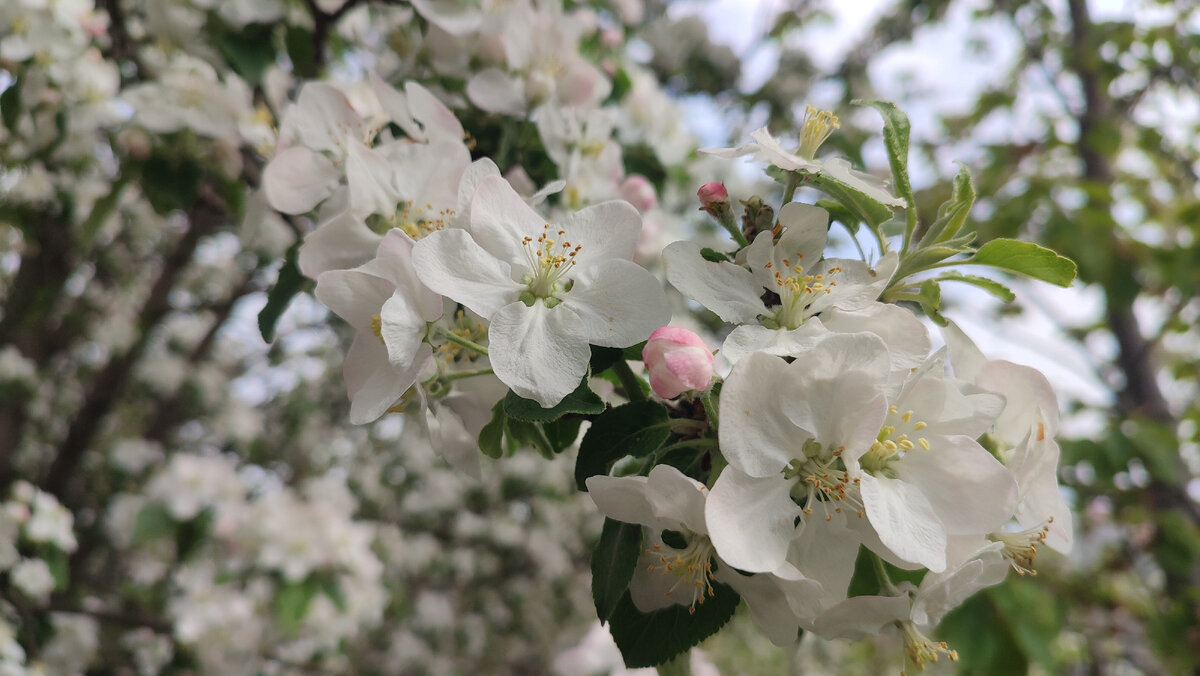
<box><xmin>856</xmin><ymin>100</ymin><xmax>914</xmax><ymax>212</ymax></box>
<box><xmin>258</xmin><ymin>241</ymin><xmax>309</xmax><ymax>343</ymax></box>
<box><xmin>575</xmin><ymin>401</ymin><xmax>671</xmax><ymax>491</ymax></box>
<box><xmin>592</xmin><ymin>518</ymin><xmax>643</xmax><ymax>624</ymax></box>
<box><xmin>970</xmin><ymin>239</ymin><xmax>1078</xmax><ymax>287</ymax></box>
<box><xmin>607</xmin><ymin>582</ymin><xmax>740</xmax><ymax>668</ymax></box>
<box><xmin>933</xmin><ymin>272</ymin><xmax>1017</xmax><ymax>303</ymax></box>
<box><xmin>921</xmin><ymin>163</ymin><xmax>975</xmax><ymax>246</ymax></box>
<box><xmin>503</xmin><ymin>380</ymin><xmax>605</xmax><ymax>423</ymax></box>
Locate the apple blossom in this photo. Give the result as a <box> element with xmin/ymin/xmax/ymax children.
<box><xmin>642</xmin><ymin>326</ymin><xmax>713</xmax><ymax>399</ymax></box>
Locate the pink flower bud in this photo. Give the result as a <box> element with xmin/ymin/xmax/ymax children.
<box><xmin>697</xmin><ymin>182</ymin><xmax>729</xmax><ymax>210</ymax></box>
<box><xmin>620</xmin><ymin>174</ymin><xmax>658</xmax><ymax>213</ymax></box>
<box><xmin>642</xmin><ymin>327</ymin><xmax>714</xmax><ymax>399</ymax></box>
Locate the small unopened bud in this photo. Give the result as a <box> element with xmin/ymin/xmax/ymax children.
<box><xmin>697</xmin><ymin>182</ymin><xmax>729</xmax><ymax>214</ymax></box>
<box><xmin>642</xmin><ymin>327</ymin><xmax>714</xmax><ymax>399</ymax></box>
<box><xmin>620</xmin><ymin>174</ymin><xmax>658</xmax><ymax>213</ymax></box>
<box><xmin>740</xmin><ymin>196</ymin><xmax>775</xmax><ymax>241</ymax></box>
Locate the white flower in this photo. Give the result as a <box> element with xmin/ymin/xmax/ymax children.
<box><xmin>703</xmin><ymin>106</ymin><xmax>905</xmax><ymax>208</ymax></box>
<box><xmin>587</xmin><ymin>465</ymin><xmax>819</xmax><ymax>645</ymax></box>
<box><xmin>11</xmin><ymin>558</ymin><xmax>56</xmax><ymax>602</ymax></box>
<box><xmin>663</xmin><ymin>202</ymin><xmax>898</xmax><ymax>363</ymax></box>
<box><xmin>412</xmin><ymin>176</ymin><xmax>669</xmax><ymax>406</ymax></box>
<box><xmin>315</xmin><ymin>230</ymin><xmax>442</xmax><ymax>424</ymax></box>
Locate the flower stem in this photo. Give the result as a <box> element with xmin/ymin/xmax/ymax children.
<box><xmin>611</xmin><ymin>358</ymin><xmax>646</xmax><ymax>402</ymax></box>
<box><xmin>700</xmin><ymin>389</ymin><xmax>719</xmax><ymax>430</ymax></box>
<box><xmin>437</xmin><ymin>367</ymin><xmax>494</xmax><ymax>383</ymax></box>
<box><xmin>781</xmin><ymin>172</ymin><xmax>800</xmax><ymax>205</ymax></box>
<box><xmin>433</xmin><ymin>325</ymin><xmax>489</xmax><ymax>356</ymax></box>
<box><xmin>870</xmin><ymin>551</ymin><xmax>901</xmax><ymax>596</ymax></box>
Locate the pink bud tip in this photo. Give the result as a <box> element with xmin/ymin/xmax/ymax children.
<box><xmin>697</xmin><ymin>182</ymin><xmax>729</xmax><ymax>208</ymax></box>
<box><xmin>620</xmin><ymin>174</ymin><xmax>658</xmax><ymax>213</ymax></box>
<box><xmin>642</xmin><ymin>327</ymin><xmax>714</xmax><ymax>399</ymax></box>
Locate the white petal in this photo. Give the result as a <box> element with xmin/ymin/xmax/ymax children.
<box><xmin>561</xmin><ymin>260</ymin><xmax>670</xmax><ymax>348</ymax></box>
<box><xmin>705</xmin><ymin>468</ymin><xmax>800</xmax><ymax>573</ymax></box>
<box><xmin>298</xmin><ymin>210</ymin><xmax>382</xmax><ymax>278</ymax></box>
<box><xmin>715</xmin><ymin>568</ymin><xmax>812</xmax><ymax>646</ymax></box>
<box><xmin>718</xmin><ymin>352</ymin><xmax>810</xmax><ymax>476</ymax></box>
<box><xmin>819</xmin><ymin>158</ymin><xmax>906</xmax><ymax>208</ymax></box>
<box><xmin>346</xmin><ymin>141</ymin><xmax>397</xmax><ymax>218</ymax></box>
<box><xmin>405</xmin><ymin>81</ymin><xmax>465</xmax><ymax>145</ymax></box>
<box><xmin>466</xmin><ymin>68</ymin><xmax>527</xmax><ymax>115</ymax></box>
<box><xmin>489</xmin><ymin>301</ymin><xmax>590</xmax><ymax>407</ymax></box>
<box><xmin>585</xmin><ymin>475</ymin><xmax>655</xmax><ymax>527</ymax></box>
<box><xmin>1011</xmin><ymin>436</ymin><xmax>1073</xmax><ymax>552</ymax></box>
<box><xmin>812</xmin><ymin>594</ymin><xmax>911</xmax><ymax>640</ymax></box>
<box><xmin>859</xmin><ymin>472</ymin><xmax>947</xmax><ymax>572</ymax></box>
<box><xmin>314</xmin><ymin>268</ymin><xmax>393</xmax><ymax>329</ymax></box>
<box><xmin>719</xmin><ymin>321</ymin><xmax>829</xmax><ymax>365</ymax></box>
<box><xmin>821</xmin><ymin>303</ymin><xmax>930</xmax><ymax>372</ymax></box>
<box><xmin>411</xmin><ymin>228</ymin><xmax>519</xmax><ymax>318</ymax></box>
<box><xmin>344</xmin><ymin>335</ymin><xmax>428</xmax><ymax>424</ymax></box>
<box><xmin>896</xmin><ymin>436</ymin><xmax>1018</xmax><ymax>535</ymax></box>
<box><xmin>561</xmin><ymin>200</ymin><xmax>642</xmax><ymax>268</ymax></box>
<box><xmin>977</xmin><ymin>360</ymin><xmax>1059</xmax><ymax>442</ymax></box>
<box><xmin>942</xmin><ymin>320</ymin><xmax>988</xmax><ymax>382</ymax></box>
<box><xmin>645</xmin><ymin>465</ymin><xmax>708</xmax><ymax>536</ymax></box>
<box><xmin>774</xmin><ymin>203</ymin><xmax>829</xmax><ymax>271</ymax></box>
<box><xmin>469</xmin><ymin>175</ymin><xmax>548</xmax><ymax>266</ymax></box>
<box><xmin>454</xmin><ymin>158</ymin><xmax>502</xmax><ymax>227</ymax></box>
<box><xmin>663</xmin><ymin>241</ymin><xmax>765</xmax><ymax>324</ymax></box>
<box><xmin>262</xmin><ymin>146</ymin><xmax>338</xmax><ymax>214</ymax></box>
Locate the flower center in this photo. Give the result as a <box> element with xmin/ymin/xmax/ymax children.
<box><xmin>860</xmin><ymin>406</ymin><xmax>930</xmax><ymax>476</ymax></box>
<box><xmin>797</xmin><ymin>105</ymin><xmax>840</xmax><ymax>160</ymax></box>
<box><xmin>988</xmin><ymin>517</ymin><xmax>1052</xmax><ymax>576</ymax></box>
<box><xmin>519</xmin><ymin>223</ymin><xmax>581</xmax><ymax>306</ymax></box>
<box><xmin>784</xmin><ymin>440</ymin><xmax>865</xmax><ymax>521</ymax></box>
<box><xmin>762</xmin><ymin>253</ymin><xmax>843</xmax><ymax>330</ymax></box>
<box><xmin>645</xmin><ymin>533</ymin><xmax>717</xmax><ymax>614</ymax></box>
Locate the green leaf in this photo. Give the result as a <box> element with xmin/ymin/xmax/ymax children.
<box><xmin>212</xmin><ymin>22</ymin><xmax>277</xmax><ymax>86</ymax></box>
<box><xmin>140</xmin><ymin>152</ymin><xmax>201</xmax><ymax>214</ymax></box>
<box><xmin>44</xmin><ymin>548</ymin><xmax>69</xmax><ymax>590</ymax></box>
<box><xmin>608</xmin><ymin>582</ymin><xmax>740</xmax><ymax>668</ymax></box>
<box><xmin>592</xmin><ymin>518</ymin><xmax>643</xmax><ymax>623</ymax></box>
<box><xmin>969</xmin><ymin>238</ymin><xmax>1078</xmax><ymax>287</ymax></box>
<box><xmin>132</xmin><ymin>504</ymin><xmax>176</xmax><ymax>545</ymax></box>
<box><xmin>1</xmin><ymin>75</ymin><xmax>21</xmax><ymax>132</ymax></box>
<box><xmin>936</xmin><ymin>592</ymin><xmax>1029</xmax><ymax>675</ymax></box>
<box><xmin>258</xmin><ymin>241</ymin><xmax>309</xmax><ymax>343</ymax></box>
<box><xmin>273</xmin><ymin>578</ymin><xmax>320</xmax><ymax>636</ymax></box>
<box><xmin>506</xmin><ymin>417</ymin><xmax>554</xmax><ymax>458</ymax></box>
<box><xmin>699</xmin><ymin>247</ymin><xmax>732</xmax><ymax>263</ymax></box>
<box><xmin>921</xmin><ymin>163</ymin><xmax>975</xmax><ymax>246</ymax></box>
<box><xmin>589</xmin><ymin>345</ymin><xmax>624</xmax><ymax>375</ymax></box>
<box><xmin>317</xmin><ymin>574</ymin><xmax>349</xmax><ymax>612</ymax></box>
<box><xmin>575</xmin><ymin>401</ymin><xmax>671</xmax><ymax>491</ymax></box>
<box><xmin>988</xmin><ymin>579</ymin><xmax>1062</xmax><ymax>669</ymax></box>
<box><xmin>932</xmin><ymin>272</ymin><xmax>1016</xmax><ymax>303</ymax></box>
<box><xmin>284</xmin><ymin>26</ymin><xmax>317</xmax><ymax>79</ymax></box>
<box><xmin>543</xmin><ymin>416</ymin><xmax>584</xmax><ymax>453</ymax></box>
<box><xmin>802</xmin><ymin>171</ymin><xmax>895</xmax><ymax>228</ymax></box>
<box><xmin>503</xmin><ymin>380</ymin><xmax>605</xmax><ymax>423</ymax></box>
<box><xmin>856</xmin><ymin>100</ymin><xmax>913</xmax><ymax>211</ymax></box>
<box><xmin>478</xmin><ymin>400</ymin><xmax>506</xmax><ymax>459</ymax></box>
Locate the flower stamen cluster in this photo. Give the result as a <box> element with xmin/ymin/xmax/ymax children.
<box><xmin>797</xmin><ymin>105</ymin><xmax>840</xmax><ymax>160</ymax></box>
<box><xmin>645</xmin><ymin>537</ymin><xmax>717</xmax><ymax>615</ymax></box>
<box><xmin>861</xmin><ymin>406</ymin><xmax>931</xmax><ymax>475</ymax></box>
<box><xmin>520</xmin><ymin>223</ymin><xmax>582</xmax><ymax>304</ymax></box>
<box><xmin>898</xmin><ymin>620</ymin><xmax>958</xmax><ymax>674</ymax></box>
<box><xmin>988</xmin><ymin>517</ymin><xmax>1053</xmax><ymax>576</ymax></box>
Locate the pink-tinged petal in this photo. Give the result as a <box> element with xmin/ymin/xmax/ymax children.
<box><xmin>895</xmin><ymin>436</ymin><xmax>1018</xmax><ymax>535</ymax></box>
<box><xmin>489</xmin><ymin>301</ymin><xmax>590</xmax><ymax>407</ymax></box>
<box><xmin>262</xmin><ymin>146</ymin><xmax>338</xmax><ymax>214</ymax></box>
<box><xmin>859</xmin><ymin>472</ymin><xmax>947</xmax><ymax>572</ymax></box>
<box><xmin>719</xmin><ymin>352</ymin><xmax>810</xmax><ymax>477</ymax></box>
<box><xmin>663</xmin><ymin>241</ymin><xmax>766</xmax><ymax>325</ymax></box>
<box><xmin>645</xmin><ymin>465</ymin><xmax>709</xmax><ymax>535</ymax></box>
<box><xmin>411</xmin><ymin>228</ymin><xmax>519</xmax><ymax>318</ymax></box>
<box><xmin>560</xmin><ymin>260</ymin><xmax>670</xmax><ymax>348</ymax></box>
<box><xmin>705</xmin><ymin>467</ymin><xmax>801</xmax><ymax>573</ymax></box>
<box><xmin>469</xmin><ymin>175</ymin><xmax>549</xmax><ymax>266</ymax></box>
<box><xmin>585</xmin><ymin>475</ymin><xmax>655</xmax><ymax>527</ymax></box>
<box><xmin>466</xmin><ymin>68</ymin><xmax>526</xmax><ymax>115</ymax></box>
